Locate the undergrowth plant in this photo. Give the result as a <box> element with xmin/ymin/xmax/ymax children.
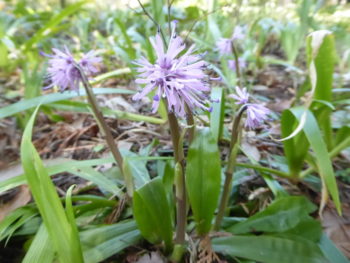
<box><xmin>0</xmin><ymin>1</ymin><xmax>349</xmax><ymax>263</ymax></box>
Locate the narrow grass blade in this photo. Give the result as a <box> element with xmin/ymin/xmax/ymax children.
<box><xmin>0</xmin><ymin>88</ymin><xmax>133</xmax><ymax>119</ymax></box>
<box><xmin>22</xmin><ymin>224</ymin><xmax>55</xmax><ymax>263</ymax></box>
<box><xmin>21</xmin><ymin>107</ymin><xmax>83</xmax><ymax>263</ymax></box>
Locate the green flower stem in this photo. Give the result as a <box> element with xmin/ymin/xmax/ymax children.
<box><xmin>231</xmin><ymin>41</ymin><xmax>241</xmax><ymax>88</ymax></box>
<box><xmin>300</xmin><ymin>136</ymin><xmax>350</xmax><ymax>178</ymax></box>
<box><xmin>214</xmin><ymin>105</ymin><xmax>246</xmax><ymax>230</ymax></box>
<box><xmin>235</xmin><ymin>162</ymin><xmax>290</xmax><ymax>178</ymax></box>
<box><xmin>167</xmin><ymin>110</ymin><xmax>187</xmax><ymax>245</ymax></box>
<box><xmin>185</xmin><ymin>105</ymin><xmax>195</xmax><ymax>144</ymax></box>
<box><xmin>91</xmin><ymin>68</ymin><xmax>131</xmax><ymax>85</ymax></box>
<box><xmin>76</xmin><ymin>64</ymin><xmax>125</xmax><ymax>190</ymax></box>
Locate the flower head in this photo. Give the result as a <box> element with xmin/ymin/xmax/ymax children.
<box><xmin>232</xmin><ymin>26</ymin><xmax>244</xmax><ymax>41</ymax></box>
<box><xmin>229</xmin><ymin>86</ymin><xmax>249</xmax><ymax>104</ymax></box>
<box><xmin>216</xmin><ymin>26</ymin><xmax>245</xmax><ymax>56</ymax></box>
<box><xmin>228</xmin><ymin>58</ymin><xmax>247</xmax><ymax>72</ymax></box>
<box><xmin>132</xmin><ymin>21</ymin><xmax>211</xmax><ymax>118</ymax></box>
<box><xmin>230</xmin><ymin>86</ymin><xmax>270</xmax><ymax>129</ymax></box>
<box><xmin>245</xmin><ymin>104</ymin><xmax>270</xmax><ymax>129</ymax></box>
<box><xmin>42</xmin><ymin>47</ymin><xmax>101</xmax><ymax>92</ymax></box>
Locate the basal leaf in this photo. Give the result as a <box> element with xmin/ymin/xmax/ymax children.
<box><xmin>133</xmin><ymin>177</ymin><xmax>173</xmax><ymax>251</ymax></box>
<box><xmin>186</xmin><ymin>128</ymin><xmax>221</xmax><ymax>235</ymax></box>
<box><xmin>213</xmin><ymin>235</ymin><xmax>328</xmax><ymax>263</ymax></box>
<box><xmin>226</xmin><ymin>196</ymin><xmax>317</xmax><ymax>235</ymax></box>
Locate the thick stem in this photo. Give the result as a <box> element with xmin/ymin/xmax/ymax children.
<box><xmin>214</xmin><ymin>105</ymin><xmax>246</xmax><ymax>230</ymax></box>
<box><xmin>76</xmin><ymin>65</ymin><xmax>125</xmax><ymax>185</ymax></box>
<box><xmin>167</xmin><ymin>111</ymin><xmax>186</xmax><ymax>245</ymax></box>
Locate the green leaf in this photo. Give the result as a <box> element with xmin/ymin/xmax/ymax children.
<box><xmin>65</xmin><ymin>185</ymin><xmax>83</xmax><ymax>260</ymax></box>
<box><xmin>133</xmin><ymin>177</ymin><xmax>173</xmax><ymax>250</ymax></box>
<box><xmin>50</xmin><ymin>100</ymin><xmax>164</xmax><ymax>124</ymax></box>
<box><xmin>186</xmin><ymin>128</ymin><xmax>221</xmax><ymax>235</ymax></box>
<box><xmin>226</xmin><ymin>196</ymin><xmax>317</xmax><ymax>235</ymax></box>
<box><xmin>67</xmin><ymin>167</ymin><xmax>122</xmax><ymax>198</ymax></box>
<box><xmin>0</xmin><ymin>88</ymin><xmax>133</xmax><ymax>119</ymax></box>
<box><xmin>81</xmin><ymin>220</ymin><xmax>141</xmax><ymax>263</ymax></box>
<box><xmin>307</xmin><ymin>30</ymin><xmax>335</xmax><ymax>104</ymax></box>
<box><xmin>307</xmin><ymin>30</ymin><xmax>336</xmax><ymax>149</ymax></box>
<box><xmin>0</xmin><ymin>206</ymin><xmax>37</xmax><ymax>243</ymax></box>
<box><xmin>291</xmin><ymin>108</ymin><xmax>340</xmax><ymax>213</ymax></box>
<box><xmin>210</xmin><ymin>87</ymin><xmax>225</xmax><ymax>142</ymax></box>
<box><xmin>22</xmin><ymin>224</ymin><xmax>55</xmax><ymax>263</ymax></box>
<box><xmin>281</xmin><ymin>109</ymin><xmax>309</xmax><ymax>177</ymax></box>
<box><xmin>0</xmin><ymin>156</ymin><xmax>170</xmax><ymax>194</ymax></box>
<box><xmin>20</xmin><ymin>107</ymin><xmax>83</xmax><ymax>263</ymax></box>
<box><xmin>23</xmin><ymin>1</ymin><xmax>87</xmax><ymax>50</ymax></box>
<box><xmin>213</xmin><ymin>235</ymin><xmax>328</xmax><ymax>263</ymax></box>
<box><xmin>319</xmin><ymin>233</ymin><xmax>350</xmax><ymax>263</ymax></box>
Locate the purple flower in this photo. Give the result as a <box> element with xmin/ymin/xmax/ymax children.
<box><xmin>216</xmin><ymin>26</ymin><xmax>245</xmax><ymax>56</ymax></box>
<box><xmin>232</xmin><ymin>26</ymin><xmax>244</xmax><ymax>40</ymax></box>
<box><xmin>216</xmin><ymin>38</ymin><xmax>232</xmax><ymax>56</ymax></box>
<box><xmin>245</xmin><ymin>104</ymin><xmax>270</xmax><ymax>129</ymax></box>
<box><xmin>230</xmin><ymin>86</ymin><xmax>270</xmax><ymax>129</ymax></box>
<box><xmin>132</xmin><ymin>21</ymin><xmax>211</xmax><ymax>118</ymax></box>
<box><xmin>228</xmin><ymin>58</ymin><xmax>247</xmax><ymax>71</ymax></box>
<box><xmin>229</xmin><ymin>86</ymin><xmax>249</xmax><ymax>104</ymax></box>
<box><xmin>42</xmin><ymin>47</ymin><xmax>101</xmax><ymax>92</ymax></box>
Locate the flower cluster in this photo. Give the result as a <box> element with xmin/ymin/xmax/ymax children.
<box><xmin>230</xmin><ymin>86</ymin><xmax>270</xmax><ymax>129</ymax></box>
<box><xmin>132</xmin><ymin>21</ymin><xmax>212</xmax><ymax>118</ymax></box>
<box><xmin>216</xmin><ymin>26</ymin><xmax>244</xmax><ymax>56</ymax></box>
<box><xmin>42</xmin><ymin>47</ymin><xmax>101</xmax><ymax>92</ymax></box>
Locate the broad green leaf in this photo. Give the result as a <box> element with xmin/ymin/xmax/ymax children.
<box><xmin>210</xmin><ymin>87</ymin><xmax>225</xmax><ymax>142</ymax></box>
<box><xmin>282</xmin><ymin>219</ymin><xmax>322</xmax><ymax>242</ymax></box>
<box><xmin>213</xmin><ymin>235</ymin><xmax>328</xmax><ymax>263</ymax></box>
<box><xmin>0</xmin><ymin>88</ymin><xmax>133</xmax><ymax>119</ymax></box>
<box><xmin>122</xmin><ymin>149</ymin><xmax>151</xmax><ymax>191</ymax></box>
<box><xmin>281</xmin><ymin>110</ymin><xmax>309</xmax><ymax>177</ymax></box>
<box><xmin>307</xmin><ymin>30</ymin><xmax>335</xmax><ymax>103</ymax></box>
<box><xmin>226</xmin><ymin>196</ymin><xmax>317</xmax><ymax>234</ymax></box>
<box><xmin>133</xmin><ymin>177</ymin><xmax>173</xmax><ymax>250</ymax></box>
<box><xmin>22</xmin><ymin>224</ymin><xmax>55</xmax><ymax>263</ymax></box>
<box><xmin>81</xmin><ymin>220</ymin><xmax>141</xmax><ymax>263</ymax></box>
<box><xmin>307</xmin><ymin>30</ymin><xmax>336</xmax><ymax>149</ymax></box>
<box><xmin>284</xmin><ymin>107</ymin><xmax>340</xmax><ymax>213</ymax></box>
<box><xmin>21</xmin><ymin>107</ymin><xmax>83</xmax><ymax>263</ymax></box>
<box><xmin>186</xmin><ymin>128</ymin><xmax>221</xmax><ymax>235</ymax></box>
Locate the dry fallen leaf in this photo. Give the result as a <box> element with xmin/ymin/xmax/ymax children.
<box><xmin>322</xmin><ymin>205</ymin><xmax>350</xmax><ymax>258</ymax></box>
<box><xmin>0</xmin><ymin>185</ymin><xmax>31</xmax><ymax>221</ymax></box>
<box><xmin>241</xmin><ymin>134</ymin><xmax>261</xmax><ymax>162</ymax></box>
